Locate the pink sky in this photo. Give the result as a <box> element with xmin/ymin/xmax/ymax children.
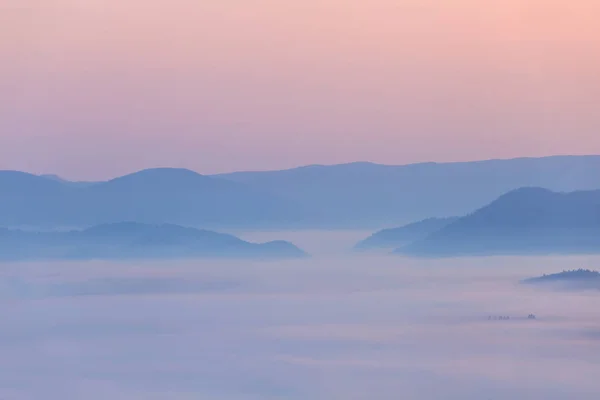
<box><xmin>1</xmin><ymin>0</ymin><xmax>599</xmax><ymax>180</ymax></box>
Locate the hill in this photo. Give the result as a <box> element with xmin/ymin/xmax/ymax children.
<box><xmin>0</xmin><ymin>171</ymin><xmax>79</xmax><ymax>228</ymax></box>
<box><xmin>0</xmin><ymin>168</ymin><xmax>304</xmax><ymax>229</ymax></box>
<box><xmin>0</xmin><ymin>222</ymin><xmax>307</xmax><ymax>261</ymax></box>
<box><xmin>216</xmin><ymin>155</ymin><xmax>600</xmax><ymax>227</ymax></box>
<box><xmin>354</xmin><ymin>217</ymin><xmax>459</xmax><ymax>250</ymax></box>
<box><xmin>398</xmin><ymin>188</ymin><xmax>600</xmax><ymax>257</ymax></box>
<box><xmin>521</xmin><ymin>270</ymin><xmax>600</xmax><ymax>290</ymax></box>
<box><xmin>4</xmin><ymin>155</ymin><xmax>600</xmax><ymax>229</ymax></box>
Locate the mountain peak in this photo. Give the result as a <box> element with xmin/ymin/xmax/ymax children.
<box><xmin>99</xmin><ymin>168</ymin><xmax>216</xmax><ymax>192</ymax></box>
<box><xmin>112</xmin><ymin>167</ymin><xmax>205</xmax><ymax>180</ymax></box>
<box><xmin>400</xmin><ymin>188</ymin><xmax>600</xmax><ymax>257</ymax></box>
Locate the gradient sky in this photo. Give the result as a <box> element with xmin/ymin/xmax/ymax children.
<box><xmin>2</xmin><ymin>0</ymin><xmax>599</xmax><ymax>180</ymax></box>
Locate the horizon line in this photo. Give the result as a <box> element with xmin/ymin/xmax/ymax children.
<box><xmin>2</xmin><ymin>153</ymin><xmax>600</xmax><ymax>182</ymax></box>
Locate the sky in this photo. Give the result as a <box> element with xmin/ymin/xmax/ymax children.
<box><xmin>1</xmin><ymin>0</ymin><xmax>600</xmax><ymax>180</ymax></box>
<box><xmin>2</xmin><ymin>231</ymin><xmax>600</xmax><ymax>399</ymax></box>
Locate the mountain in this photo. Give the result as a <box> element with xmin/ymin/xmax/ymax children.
<box><xmin>398</xmin><ymin>188</ymin><xmax>600</xmax><ymax>257</ymax></box>
<box><xmin>0</xmin><ymin>222</ymin><xmax>307</xmax><ymax>261</ymax></box>
<box><xmin>216</xmin><ymin>155</ymin><xmax>600</xmax><ymax>227</ymax></box>
<box><xmin>0</xmin><ymin>171</ymin><xmax>79</xmax><ymax>228</ymax></box>
<box><xmin>4</xmin><ymin>155</ymin><xmax>600</xmax><ymax>229</ymax></box>
<box><xmin>354</xmin><ymin>217</ymin><xmax>459</xmax><ymax>250</ymax></box>
<box><xmin>0</xmin><ymin>170</ymin><xmax>71</xmax><ymax>195</ymax></box>
<box><xmin>522</xmin><ymin>270</ymin><xmax>600</xmax><ymax>290</ymax></box>
<box><xmin>0</xmin><ymin>168</ymin><xmax>304</xmax><ymax>228</ymax></box>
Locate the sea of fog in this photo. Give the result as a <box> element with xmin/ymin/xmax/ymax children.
<box><xmin>1</xmin><ymin>231</ymin><xmax>600</xmax><ymax>399</ymax></box>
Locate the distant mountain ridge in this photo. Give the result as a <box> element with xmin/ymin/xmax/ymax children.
<box><xmin>398</xmin><ymin>187</ymin><xmax>600</xmax><ymax>257</ymax></box>
<box><xmin>0</xmin><ymin>168</ymin><xmax>304</xmax><ymax>229</ymax></box>
<box><xmin>3</xmin><ymin>155</ymin><xmax>600</xmax><ymax>229</ymax></box>
<box><xmin>216</xmin><ymin>155</ymin><xmax>600</xmax><ymax>227</ymax></box>
<box><xmin>0</xmin><ymin>222</ymin><xmax>307</xmax><ymax>261</ymax></box>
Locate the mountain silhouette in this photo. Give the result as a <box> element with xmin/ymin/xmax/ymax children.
<box><xmin>398</xmin><ymin>187</ymin><xmax>600</xmax><ymax>257</ymax></box>
<box><xmin>217</xmin><ymin>155</ymin><xmax>600</xmax><ymax>227</ymax></box>
<box><xmin>0</xmin><ymin>170</ymin><xmax>71</xmax><ymax>195</ymax></box>
<box><xmin>0</xmin><ymin>168</ymin><xmax>303</xmax><ymax>228</ymax></box>
<box><xmin>354</xmin><ymin>217</ymin><xmax>459</xmax><ymax>250</ymax></box>
<box><xmin>0</xmin><ymin>222</ymin><xmax>307</xmax><ymax>261</ymax></box>
<box><xmin>4</xmin><ymin>155</ymin><xmax>600</xmax><ymax>229</ymax></box>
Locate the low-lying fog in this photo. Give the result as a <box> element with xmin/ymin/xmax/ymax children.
<box><xmin>2</xmin><ymin>231</ymin><xmax>600</xmax><ymax>399</ymax></box>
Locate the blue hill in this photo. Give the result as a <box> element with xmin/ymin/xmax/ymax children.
<box><xmin>399</xmin><ymin>188</ymin><xmax>600</xmax><ymax>257</ymax></box>
<box><xmin>0</xmin><ymin>222</ymin><xmax>308</xmax><ymax>261</ymax></box>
